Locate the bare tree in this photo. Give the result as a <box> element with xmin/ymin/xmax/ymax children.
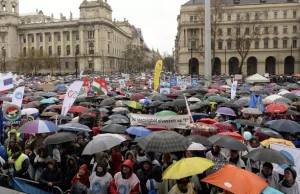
<box><xmin>18</xmin><ymin>49</ymin><xmax>45</xmax><ymax>74</ymax></box>
<box><xmin>197</xmin><ymin>0</ymin><xmax>232</xmax><ymax>71</ymax></box>
<box><xmin>43</xmin><ymin>54</ymin><xmax>59</xmax><ymax>75</ymax></box>
<box><xmin>232</xmin><ymin>12</ymin><xmax>268</xmax><ymax>74</ymax></box>
<box><xmin>122</xmin><ymin>44</ymin><xmax>147</xmax><ymax>73</ymax></box>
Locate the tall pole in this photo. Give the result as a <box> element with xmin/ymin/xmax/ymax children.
<box><xmin>3</xmin><ymin>47</ymin><xmax>6</xmax><ymax>72</ymax></box>
<box><xmin>225</xmin><ymin>46</ymin><xmax>227</xmax><ymax>74</ymax></box>
<box><xmin>101</xmin><ymin>50</ymin><xmax>104</xmax><ymax>77</ymax></box>
<box><xmin>75</xmin><ymin>50</ymin><xmax>78</xmax><ymax>79</ymax></box>
<box><xmin>205</xmin><ymin>0</ymin><xmax>211</xmax><ymax>86</ymax></box>
<box><xmin>59</xmin><ymin>54</ymin><xmax>61</xmax><ymax>75</ymax></box>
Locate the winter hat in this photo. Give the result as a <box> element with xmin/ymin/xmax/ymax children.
<box><xmin>11</xmin><ymin>145</ymin><xmax>21</xmax><ymax>153</ymax></box>
<box><xmin>285</xmin><ymin>167</ymin><xmax>297</xmax><ymax>180</ymax></box>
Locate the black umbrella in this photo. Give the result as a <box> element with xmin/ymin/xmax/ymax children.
<box><xmin>148</xmin><ymin>94</ymin><xmax>168</xmax><ymax>101</ymax></box>
<box><xmin>148</xmin><ymin>100</ymin><xmax>164</xmax><ymax>107</ymax></box>
<box><xmin>254</xmin><ymin>127</ymin><xmax>283</xmax><ymax>138</ymax></box>
<box><xmin>233</xmin><ymin>119</ymin><xmax>260</xmax><ymax>127</ymax></box>
<box><xmin>100</xmin><ymin>98</ymin><xmax>116</xmax><ymax>106</ymax></box>
<box><xmin>42</xmin><ymin>132</ymin><xmax>76</xmax><ymax>145</ymax></box>
<box><xmin>208</xmin><ymin>135</ymin><xmax>247</xmax><ymax>151</ymax></box>
<box><xmin>171</xmin><ymin>99</ymin><xmax>187</xmax><ymax>108</ymax></box>
<box><xmin>269</xmin><ymin>119</ymin><xmax>300</xmax><ymax>134</ymax></box>
<box><xmin>104</xmin><ymin>119</ymin><xmax>129</xmax><ymax>125</ymax></box>
<box><xmin>138</xmin><ymin>131</ymin><xmax>190</xmax><ymax>152</ymax></box>
<box><xmin>187</xmin><ymin>135</ymin><xmax>212</xmax><ymax>146</ymax></box>
<box><xmin>219</xmin><ymin>103</ymin><xmax>239</xmax><ymax>109</ymax></box>
<box><xmin>101</xmin><ymin>124</ymin><xmax>127</xmax><ymax>134</ymax></box>
<box><xmin>49</xmin><ymin>115</ymin><xmax>72</xmax><ymax>121</ymax></box>
<box><xmin>285</xmin><ymin>110</ymin><xmax>300</xmax><ymax>116</ymax></box>
<box><xmin>244</xmin><ymin>148</ymin><xmax>294</xmax><ymax>165</ymax></box>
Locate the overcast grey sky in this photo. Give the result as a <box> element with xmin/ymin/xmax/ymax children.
<box><xmin>19</xmin><ymin>0</ymin><xmax>188</xmax><ymax>54</ymax></box>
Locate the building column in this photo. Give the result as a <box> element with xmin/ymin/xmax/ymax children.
<box><xmin>34</xmin><ymin>33</ymin><xmax>38</xmax><ymax>51</ymax></box>
<box><xmin>61</xmin><ymin>31</ymin><xmax>65</xmax><ymax>56</ymax></box>
<box><xmin>25</xmin><ymin>34</ymin><xmax>29</xmax><ymax>52</ymax></box>
<box><xmin>43</xmin><ymin>33</ymin><xmax>46</xmax><ymax>55</ymax></box>
<box><xmin>69</xmin><ymin>31</ymin><xmax>73</xmax><ymax>56</ymax></box>
<box><xmin>95</xmin><ymin>26</ymin><xmax>99</xmax><ymax>54</ymax></box>
<box><xmin>80</xmin><ymin>27</ymin><xmax>85</xmax><ymax>55</ymax></box>
<box><xmin>51</xmin><ymin>32</ymin><xmax>56</xmax><ymax>55</ymax></box>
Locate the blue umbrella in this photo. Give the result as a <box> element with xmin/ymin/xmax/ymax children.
<box><xmin>108</xmin><ymin>114</ymin><xmax>129</xmax><ymax>121</ymax></box>
<box><xmin>126</xmin><ymin>126</ymin><xmax>152</xmax><ymax>137</ymax></box>
<box><xmin>55</xmin><ymin>84</ymin><xmax>67</xmax><ymax>91</ymax></box>
<box><xmin>40</xmin><ymin>99</ymin><xmax>55</xmax><ymax>104</ymax></box>
<box><xmin>192</xmin><ymin>113</ymin><xmax>209</xmax><ymax>122</ymax></box>
<box><xmin>261</xmin><ymin>187</ymin><xmax>283</xmax><ymax>194</ymax></box>
<box><xmin>139</xmin><ymin>99</ymin><xmax>152</xmax><ymax>105</ymax></box>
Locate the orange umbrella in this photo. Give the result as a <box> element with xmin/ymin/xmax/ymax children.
<box><xmin>200</xmin><ymin>118</ymin><xmax>217</xmax><ymax>124</ymax></box>
<box><xmin>218</xmin><ymin>132</ymin><xmax>243</xmax><ymax>140</ymax></box>
<box><xmin>202</xmin><ymin>165</ymin><xmax>268</xmax><ymax>194</ymax></box>
<box><xmin>261</xmin><ymin>138</ymin><xmax>295</xmax><ymax>148</ymax></box>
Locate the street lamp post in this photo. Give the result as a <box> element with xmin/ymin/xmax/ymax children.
<box><xmin>58</xmin><ymin>53</ymin><xmax>61</xmax><ymax>75</ymax></box>
<box><xmin>225</xmin><ymin>46</ymin><xmax>227</xmax><ymax>74</ymax></box>
<box><xmin>2</xmin><ymin>47</ymin><xmax>6</xmax><ymax>72</ymax></box>
<box><xmin>75</xmin><ymin>50</ymin><xmax>78</xmax><ymax>79</ymax></box>
<box><xmin>101</xmin><ymin>50</ymin><xmax>104</xmax><ymax>77</ymax></box>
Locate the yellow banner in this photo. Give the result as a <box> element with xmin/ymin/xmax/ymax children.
<box><xmin>154</xmin><ymin>60</ymin><xmax>163</xmax><ymax>90</ymax></box>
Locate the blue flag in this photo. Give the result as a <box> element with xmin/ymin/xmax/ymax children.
<box><xmin>256</xmin><ymin>95</ymin><xmax>265</xmax><ymax>113</ymax></box>
<box><xmin>249</xmin><ymin>93</ymin><xmax>257</xmax><ymax>108</ymax></box>
<box><xmin>169</xmin><ymin>77</ymin><xmax>177</xmax><ymax>87</ymax></box>
<box><xmin>191</xmin><ymin>78</ymin><xmax>199</xmax><ymax>88</ymax></box>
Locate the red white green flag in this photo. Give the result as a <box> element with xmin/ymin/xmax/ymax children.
<box><xmin>92</xmin><ymin>78</ymin><xmax>108</xmax><ymax>95</ymax></box>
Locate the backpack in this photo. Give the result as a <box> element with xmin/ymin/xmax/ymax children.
<box><xmin>148</xmin><ymin>179</ymin><xmax>157</xmax><ymax>194</ymax></box>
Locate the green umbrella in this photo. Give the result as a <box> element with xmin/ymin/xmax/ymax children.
<box><xmin>125</xmin><ymin>101</ymin><xmax>142</xmax><ymax>110</ymax></box>
<box><xmin>155</xmin><ymin>110</ymin><xmax>177</xmax><ymax>116</ymax></box>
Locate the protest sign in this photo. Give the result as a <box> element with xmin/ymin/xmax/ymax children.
<box><xmin>41</xmin><ymin>84</ymin><xmax>55</xmax><ymax>92</ymax></box>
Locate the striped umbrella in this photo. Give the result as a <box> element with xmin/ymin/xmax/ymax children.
<box><xmin>125</xmin><ymin>101</ymin><xmax>142</xmax><ymax>110</ymax></box>
<box><xmin>18</xmin><ymin>120</ymin><xmax>59</xmax><ymax>134</ymax></box>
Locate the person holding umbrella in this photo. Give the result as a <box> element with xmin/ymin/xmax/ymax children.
<box><xmin>278</xmin><ymin>167</ymin><xmax>300</xmax><ymax>194</ymax></box>
<box><xmin>228</xmin><ymin>150</ymin><xmax>245</xmax><ymax>169</ymax></box>
<box><xmin>168</xmin><ymin>177</ymin><xmax>196</xmax><ymax>194</ymax></box>
<box><xmin>257</xmin><ymin>162</ymin><xmax>279</xmax><ymax>190</ymax></box>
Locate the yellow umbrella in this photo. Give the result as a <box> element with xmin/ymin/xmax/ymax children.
<box><xmin>162</xmin><ymin>157</ymin><xmax>214</xmax><ymax>179</ymax></box>
<box><xmin>261</xmin><ymin>138</ymin><xmax>295</xmax><ymax>148</ymax></box>
<box><xmin>72</xmin><ymin>116</ymin><xmax>79</xmax><ymax>121</ymax></box>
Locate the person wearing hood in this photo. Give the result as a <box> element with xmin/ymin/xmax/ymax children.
<box><xmin>109</xmin><ymin>147</ymin><xmax>123</xmax><ymax>177</ymax></box>
<box><xmin>64</xmin><ymin>155</ymin><xmax>79</xmax><ymax>189</ymax></box>
<box><xmin>33</xmin><ymin>147</ymin><xmax>51</xmax><ymax>181</ymax></box>
<box><xmin>39</xmin><ymin>159</ymin><xmax>63</xmax><ymax>187</ymax></box>
<box><xmin>168</xmin><ymin>177</ymin><xmax>196</xmax><ymax>194</ymax></box>
<box><xmin>257</xmin><ymin>162</ymin><xmax>279</xmax><ymax>190</ymax></box>
<box><xmin>4</xmin><ymin>129</ymin><xmax>23</xmax><ymax>147</ymax></box>
<box><xmin>90</xmin><ymin>152</ymin><xmax>109</xmax><ymax>172</ymax></box>
<box><xmin>146</xmin><ymin>165</ymin><xmax>163</xmax><ymax>194</ymax></box>
<box><xmin>109</xmin><ymin>160</ymin><xmax>140</xmax><ymax>194</ymax></box>
<box><xmin>228</xmin><ymin>150</ymin><xmax>245</xmax><ymax>169</ymax></box>
<box><xmin>71</xmin><ymin>164</ymin><xmax>90</xmax><ymax>187</ymax></box>
<box><xmin>136</xmin><ymin>147</ymin><xmax>148</xmax><ymax>164</ymax></box>
<box><xmin>89</xmin><ymin>162</ymin><xmax>112</xmax><ymax>194</ymax></box>
<box><xmin>278</xmin><ymin>167</ymin><xmax>300</xmax><ymax>194</ymax></box>
<box><xmin>125</xmin><ymin>150</ymin><xmax>139</xmax><ymax>173</ymax></box>
<box><xmin>24</xmin><ymin>145</ymin><xmax>36</xmax><ymax>180</ymax></box>
<box><xmin>2</xmin><ymin>145</ymin><xmax>30</xmax><ymax>179</ymax></box>
<box><xmin>136</xmin><ymin>157</ymin><xmax>152</xmax><ymax>193</ymax></box>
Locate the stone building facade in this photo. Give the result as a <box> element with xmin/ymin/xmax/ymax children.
<box><xmin>0</xmin><ymin>0</ymin><xmax>147</xmax><ymax>74</ymax></box>
<box><xmin>175</xmin><ymin>0</ymin><xmax>300</xmax><ymax>75</ymax></box>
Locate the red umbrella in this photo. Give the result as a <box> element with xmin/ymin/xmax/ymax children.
<box><xmin>171</xmin><ymin>86</ymin><xmax>181</xmax><ymax>90</ymax></box>
<box><xmin>69</xmin><ymin>106</ymin><xmax>88</xmax><ymax>113</ymax></box>
<box><xmin>130</xmin><ymin>93</ymin><xmax>145</xmax><ymax>101</ymax></box>
<box><xmin>208</xmin><ymin>89</ymin><xmax>218</xmax><ymax>93</ymax></box>
<box><xmin>213</xmin><ymin>122</ymin><xmax>238</xmax><ymax>133</ymax></box>
<box><xmin>265</xmin><ymin>104</ymin><xmax>288</xmax><ymax>113</ymax></box>
<box><xmin>59</xmin><ymin>94</ymin><xmax>65</xmax><ymax>100</ymax></box>
<box><xmin>200</xmin><ymin>118</ymin><xmax>217</xmax><ymax>125</ymax></box>
<box><xmin>291</xmin><ymin>90</ymin><xmax>300</xmax><ymax>94</ymax></box>
<box><xmin>218</xmin><ymin>132</ymin><xmax>243</xmax><ymax>140</ymax></box>
<box><xmin>52</xmin><ymin>104</ymin><xmax>63</xmax><ymax>109</ymax></box>
<box><xmin>146</xmin><ymin>125</ymin><xmax>169</xmax><ymax>131</ymax></box>
<box><xmin>167</xmin><ymin>93</ymin><xmax>179</xmax><ymax>98</ymax></box>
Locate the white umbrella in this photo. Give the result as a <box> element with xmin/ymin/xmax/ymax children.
<box><xmin>188</xmin><ymin>97</ymin><xmax>201</xmax><ymax>102</ymax></box>
<box><xmin>187</xmin><ymin>142</ymin><xmax>207</xmax><ymax>151</ymax></box>
<box><xmin>278</xmin><ymin>91</ymin><xmax>290</xmax><ymax>96</ymax></box>
<box><xmin>21</xmin><ymin>108</ymin><xmax>39</xmax><ymax>115</ymax></box>
<box><xmin>241</xmin><ymin>108</ymin><xmax>262</xmax><ymax>115</ymax></box>
<box><xmin>58</xmin><ymin>123</ymin><xmax>91</xmax><ymax>132</ymax></box>
<box><xmin>265</xmin><ymin>95</ymin><xmax>282</xmax><ymax>102</ymax></box>
<box><xmin>82</xmin><ymin>134</ymin><xmax>126</xmax><ymax>155</ymax></box>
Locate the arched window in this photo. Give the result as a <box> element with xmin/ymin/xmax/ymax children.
<box><xmin>48</xmin><ymin>46</ymin><xmax>52</xmax><ymax>56</ymax></box>
<box><xmin>23</xmin><ymin>47</ymin><xmax>26</xmax><ymax>56</ymax></box>
<box><xmin>66</xmin><ymin>45</ymin><xmax>70</xmax><ymax>56</ymax></box>
<box><xmin>57</xmin><ymin>46</ymin><xmax>61</xmax><ymax>56</ymax></box>
<box><xmin>89</xmin><ymin>43</ymin><xmax>94</xmax><ymax>54</ymax></box>
<box><xmin>75</xmin><ymin>45</ymin><xmax>79</xmax><ymax>55</ymax></box>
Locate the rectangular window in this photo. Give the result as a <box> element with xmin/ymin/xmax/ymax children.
<box><xmin>255</xmin><ymin>12</ymin><xmax>259</xmax><ymax>20</ymax></box>
<box><xmin>293</xmin><ymin>10</ymin><xmax>297</xmax><ymax>18</ymax></box>
<box><xmin>227</xmin><ymin>41</ymin><xmax>232</xmax><ymax>50</ymax></box>
<box><xmin>255</xmin><ymin>41</ymin><xmax>259</xmax><ymax>49</ymax></box>
<box><xmin>245</xmin><ymin>28</ymin><xmax>250</xmax><ymax>35</ymax></box>
<box><xmin>273</xmin><ymin>40</ymin><xmax>278</xmax><ymax>48</ymax></box>
<box><xmin>274</xmin><ymin>26</ymin><xmax>278</xmax><ymax>34</ymax></box>
<box><xmin>218</xmin><ymin>41</ymin><xmax>223</xmax><ymax>50</ymax></box>
<box><xmin>274</xmin><ymin>11</ymin><xmax>278</xmax><ymax>19</ymax></box>
<box><xmin>283</xmin><ymin>11</ymin><xmax>287</xmax><ymax>19</ymax></box>
<box><xmin>88</xmin><ymin>31</ymin><xmax>94</xmax><ymax>39</ymax></box>
<box><xmin>65</xmin><ymin>62</ymin><xmax>69</xmax><ymax>69</ymax></box>
<box><xmin>49</xmin><ymin>35</ymin><xmax>52</xmax><ymax>42</ymax></box>
<box><xmin>88</xmin><ymin>62</ymin><xmax>93</xmax><ymax>69</ymax></box>
<box><xmin>246</xmin><ymin>13</ymin><xmax>250</xmax><ymax>20</ymax></box>
<box><xmin>57</xmin><ymin>34</ymin><xmax>61</xmax><ymax>41</ymax></box>
<box><xmin>1</xmin><ymin>35</ymin><xmax>5</xmax><ymax>43</ymax></box>
<box><xmin>293</xmin><ymin>39</ymin><xmax>297</xmax><ymax>48</ymax></box>
<box><xmin>283</xmin><ymin>40</ymin><xmax>288</xmax><ymax>48</ymax></box>
<box><xmin>191</xmin><ymin>41</ymin><xmax>197</xmax><ymax>49</ymax></box>
<box><xmin>32</xmin><ymin>36</ymin><xmax>34</xmax><ymax>43</ymax></box>
<box><xmin>227</xmin><ymin>14</ymin><xmax>231</xmax><ymax>21</ymax></box>
<box><xmin>227</xmin><ymin>28</ymin><xmax>231</xmax><ymax>36</ymax></box>
<box><xmin>264</xmin><ymin>27</ymin><xmax>269</xmax><ymax>34</ymax></box>
<box><xmin>246</xmin><ymin>40</ymin><xmax>251</xmax><ymax>49</ymax></box>
<box><xmin>264</xmin><ymin>40</ymin><xmax>269</xmax><ymax>49</ymax></box>
<box><xmin>76</xmin><ymin>32</ymin><xmax>79</xmax><ymax>40</ymax></box>
<box><xmin>264</xmin><ymin>11</ymin><xmax>268</xmax><ymax>20</ymax></box>
<box><xmin>218</xmin><ymin>28</ymin><xmax>222</xmax><ymax>36</ymax></box>
<box><xmin>190</xmin><ymin>29</ymin><xmax>197</xmax><ymax>36</ymax></box>
<box><xmin>190</xmin><ymin>16</ymin><xmax>197</xmax><ymax>23</ymax></box>
<box><xmin>40</xmin><ymin>35</ymin><xmax>43</xmax><ymax>42</ymax></box>
<box><xmin>283</xmin><ymin>26</ymin><xmax>288</xmax><ymax>34</ymax></box>
<box><xmin>293</xmin><ymin>26</ymin><xmax>297</xmax><ymax>33</ymax></box>
<box><xmin>236</xmin><ymin>28</ymin><xmax>240</xmax><ymax>35</ymax></box>
<box><xmin>255</xmin><ymin>27</ymin><xmax>260</xmax><ymax>35</ymax></box>
<box><xmin>236</xmin><ymin>13</ymin><xmax>240</xmax><ymax>21</ymax></box>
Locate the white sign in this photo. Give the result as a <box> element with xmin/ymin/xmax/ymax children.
<box><xmin>61</xmin><ymin>81</ymin><xmax>83</xmax><ymax>116</ymax></box>
<box><xmin>270</xmin><ymin>143</ymin><xmax>300</xmax><ymax>179</ymax></box>
<box><xmin>234</xmin><ymin>74</ymin><xmax>243</xmax><ymax>80</ymax></box>
<box><xmin>226</xmin><ymin>79</ymin><xmax>232</xmax><ymax>86</ymax></box>
<box><xmin>160</xmin><ymin>88</ymin><xmax>170</xmax><ymax>94</ymax></box>
<box><xmin>129</xmin><ymin>113</ymin><xmax>191</xmax><ymax>129</ymax></box>
<box><xmin>264</xmin><ymin>73</ymin><xmax>269</xmax><ymax>78</ymax></box>
<box><xmin>231</xmin><ymin>81</ymin><xmax>238</xmax><ymax>100</ymax></box>
<box><xmin>119</xmin><ymin>79</ymin><xmax>126</xmax><ymax>87</ymax></box>
<box><xmin>0</xmin><ymin>72</ymin><xmax>14</xmax><ymax>91</ymax></box>
<box><xmin>79</xmin><ymin>71</ymin><xmax>83</xmax><ymax>80</ymax></box>
<box><xmin>12</xmin><ymin>86</ymin><xmax>25</xmax><ymax>108</ymax></box>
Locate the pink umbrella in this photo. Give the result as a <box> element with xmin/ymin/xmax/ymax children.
<box><xmin>208</xmin><ymin>89</ymin><xmax>218</xmax><ymax>93</ymax></box>
<box><xmin>291</xmin><ymin>90</ymin><xmax>300</xmax><ymax>94</ymax></box>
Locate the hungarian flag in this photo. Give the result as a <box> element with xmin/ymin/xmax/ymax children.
<box><xmin>83</xmin><ymin>77</ymin><xmax>91</xmax><ymax>92</ymax></box>
<box><xmin>92</xmin><ymin>78</ymin><xmax>108</xmax><ymax>95</ymax></box>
